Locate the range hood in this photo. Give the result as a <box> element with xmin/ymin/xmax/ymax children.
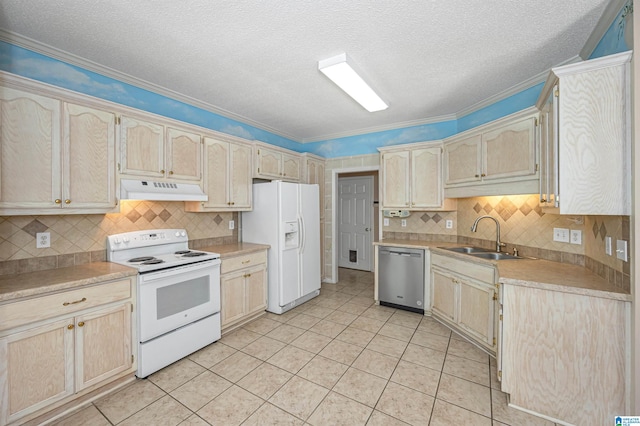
<box><xmin>120</xmin><ymin>179</ymin><xmax>208</xmax><ymax>201</ymax></box>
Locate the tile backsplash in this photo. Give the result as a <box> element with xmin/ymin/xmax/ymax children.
<box><xmin>0</xmin><ymin>200</ymin><xmax>237</xmax><ymax>275</ymax></box>
<box><xmin>384</xmin><ymin>194</ymin><xmax>630</xmax><ymax>291</ymax></box>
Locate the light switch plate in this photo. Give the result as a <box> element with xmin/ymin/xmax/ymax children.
<box><xmin>445</xmin><ymin>220</ymin><xmax>453</xmax><ymax>229</ymax></box>
<box><xmin>401</xmin><ymin>219</ymin><xmax>407</xmax><ymax>227</ymax></box>
<box><xmin>616</xmin><ymin>240</ymin><xmax>628</xmax><ymax>262</ymax></box>
<box><xmin>383</xmin><ymin>218</ymin><xmax>389</xmax><ymax>227</ymax></box>
<box><xmin>605</xmin><ymin>236</ymin><xmax>612</xmax><ymax>255</ymax></box>
<box><xmin>553</xmin><ymin>227</ymin><xmax>569</xmax><ymax>243</ymax></box>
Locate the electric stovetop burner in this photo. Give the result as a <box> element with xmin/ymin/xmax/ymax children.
<box><xmin>141</xmin><ymin>259</ymin><xmax>164</xmax><ymax>265</ymax></box>
<box><xmin>175</xmin><ymin>250</ymin><xmax>191</xmax><ymax>255</ymax></box>
<box><xmin>129</xmin><ymin>256</ymin><xmax>155</xmax><ymax>263</ymax></box>
<box><xmin>183</xmin><ymin>252</ymin><xmax>206</xmax><ymax>257</ymax></box>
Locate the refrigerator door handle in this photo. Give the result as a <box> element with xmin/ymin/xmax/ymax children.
<box><xmin>298</xmin><ymin>215</ymin><xmax>305</xmax><ymax>254</ymax></box>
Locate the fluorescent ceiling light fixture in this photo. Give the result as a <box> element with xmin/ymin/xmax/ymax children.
<box><xmin>318</xmin><ymin>53</ymin><xmax>388</xmax><ymax>112</ymax></box>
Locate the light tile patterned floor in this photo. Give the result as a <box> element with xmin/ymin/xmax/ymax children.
<box><xmin>53</xmin><ymin>268</ymin><xmax>557</xmax><ymax>426</ymax></box>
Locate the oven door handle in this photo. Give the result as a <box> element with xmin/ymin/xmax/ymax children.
<box><xmin>139</xmin><ymin>259</ymin><xmax>220</xmax><ymax>283</ymax></box>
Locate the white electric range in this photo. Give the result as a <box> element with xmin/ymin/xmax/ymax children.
<box><xmin>107</xmin><ymin>229</ymin><xmax>221</xmax><ymax>377</ymax></box>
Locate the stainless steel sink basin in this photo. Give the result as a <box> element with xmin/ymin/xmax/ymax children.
<box><xmin>440</xmin><ymin>246</ymin><xmax>490</xmax><ymax>254</ymax></box>
<box><xmin>469</xmin><ymin>252</ymin><xmax>523</xmax><ymax>260</ymax></box>
<box><xmin>439</xmin><ymin>246</ymin><xmax>526</xmax><ymax>260</ymax></box>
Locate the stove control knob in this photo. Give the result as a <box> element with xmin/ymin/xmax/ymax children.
<box><xmin>180</xmin><ymin>231</ymin><xmax>186</xmax><ymax>237</ymax></box>
<box><xmin>175</xmin><ymin>231</ymin><xmax>181</xmax><ymax>238</ymax></box>
<box><xmin>114</xmin><ymin>237</ymin><xmax>121</xmax><ymax>244</ymax></box>
<box><xmin>122</xmin><ymin>236</ymin><xmax>130</xmax><ymax>243</ymax></box>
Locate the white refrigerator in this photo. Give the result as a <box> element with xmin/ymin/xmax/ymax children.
<box><xmin>242</xmin><ymin>181</ymin><xmax>321</xmax><ymax>314</ymax></box>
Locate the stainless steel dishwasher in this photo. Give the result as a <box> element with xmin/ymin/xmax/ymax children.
<box><xmin>378</xmin><ymin>246</ymin><xmax>424</xmax><ymax>314</ymax></box>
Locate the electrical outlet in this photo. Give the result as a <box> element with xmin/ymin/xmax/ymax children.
<box><xmin>36</xmin><ymin>232</ymin><xmax>50</xmax><ymax>248</ymax></box>
<box><xmin>570</xmin><ymin>230</ymin><xmax>582</xmax><ymax>245</ymax></box>
<box><xmin>401</xmin><ymin>219</ymin><xmax>407</xmax><ymax>227</ymax></box>
<box><xmin>445</xmin><ymin>220</ymin><xmax>453</xmax><ymax>229</ymax></box>
<box><xmin>553</xmin><ymin>227</ymin><xmax>569</xmax><ymax>243</ymax></box>
<box><xmin>383</xmin><ymin>218</ymin><xmax>389</xmax><ymax>227</ymax></box>
<box><xmin>229</xmin><ymin>220</ymin><xmax>235</xmax><ymax>230</ymax></box>
<box><xmin>605</xmin><ymin>236</ymin><xmax>612</xmax><ymax>255</ymax></box>
<box><xmin>616</xmin><ymin>240</ymin><xmax>628</xmax><ymax>262</ymax></box>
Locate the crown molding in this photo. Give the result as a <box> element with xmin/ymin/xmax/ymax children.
<box><xmin>580</xmin><ymin>0</ymin><xmax>628</xmax><ymax>59</ymax></box>
<box><xmin>0</xmin><ymin>29</ymin><xmax>300</xmax><ymax>142</ymax></box>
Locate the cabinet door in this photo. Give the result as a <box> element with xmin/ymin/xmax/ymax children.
<box><xmin>220</xmin><ymin>273</ymin><xmax>245</xmax><ymax>327</ymax></box>
<box><xmin>202</xmin><ymin>138</ymin><xmax>230</xmax><ymax>209</ymax></box>
<box><xmin>245</xmin><ymin>266</ymin><xmax>267</xmax><ymax>316</ymax></box>
<box><xmin>120</xmin><ymin>116</ymin><xmax>164</xmax><ymax>177</ymax></box>
<box><xmin>482</xmin><ymin>116</ymin><xmax>536</xmax><ymax>181</ymax></box>
<box><xmin>443</xmin><ymin>135</ymin><xmax>481</xmax><ymax>185</ymax></box>
<box><xmin>75</xmin><ymin>303</ymin><xmax>132</xmax><ymax>391</ymax></box>
<box><xmin>0</xmin><ymin>88</ymin><xmax>61</xmax><ymax>209</ymax></box>
<box><xmin>458</xmin><ymin>280</ymin><xmax>495</xmax><ymax>348</ymax></box>
<box><xmin>282</xmin><ymin>153</ymin><xmax>301</xmax><ymax>181</ymax></box>
<box><xmin>256</xmin><ymin>147</ymin><xmax>282</xmax><ymax>178</ymax></box>
<box><xmin>0</xmin><ymin>318</ymin><xmax>74</xmax><ymax>424</ymax></box>
<box><xmin>63</xmin><ymin>103</ymin><xmax>117</xmax><ymax>209</ymax></box>
<box><xmin>411</xmin><ymin>147</ymin><xmax>442</xmax><ymax>208</ymax></box>
<box><xmin>381</xmin><ymin>151</ymin><xmax>410</xmax><ymax>208</ymax></box>
<box><xmin>431</xmin><ymin>268</ymin><xmax>457</xmax><ymax>323</ymax></box>
<box><xmin>229</xmin><ymin>142</ymin><xmax>252</xmax><ymax>209</ymax></box>
<box><xmin>166</xmin><ymin>127</ymin><xmax>201</xmax><ymax>181</ymax></box>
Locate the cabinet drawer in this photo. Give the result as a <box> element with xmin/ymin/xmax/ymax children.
<box><xmin>431</xmin><ymin>253</ymin><xmax>495</xmax><ymax>283</ymax></box>
<box><xmin>0</xmin><ymin>279</ymin><xmax>132</xmax><ymax>332</ymax></box>
<box><xmin>221</xmin><ymin>251</ymin><xmax>267</xmax><ymax>274</ymax></box>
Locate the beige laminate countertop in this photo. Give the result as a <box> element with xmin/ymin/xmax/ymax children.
<box><xmin>374</xmin><ymin>239</ymin><xmax>631</xmax><ymax>302</ymax></box>
<box><xmin>199</xmin><ymin>242</ymin><xmax>270</xmax><ymax>259</ymax></box>
<box><xmin>0</xmin><ymin>262</ymin><xmax>138</xmax><ymax>303</ymax></box>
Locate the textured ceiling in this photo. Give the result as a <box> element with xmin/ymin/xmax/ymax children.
<box><xmin>0</xmin><ymin>0</ymin><xmax>611</xmax><ymax>142</ymax></box>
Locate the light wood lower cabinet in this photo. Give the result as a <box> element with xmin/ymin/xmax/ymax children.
<box><xmin>499</xmin><ymin>283</ymin><xmax>629</xmax><ymax>425</ymax></box>
<box><xmin>220</xmin><ymin>250</ymin><xmax>268</xmax><ymax>332</ymax></box>
<box><xmin>0</xmin><ymin>279</ymin><xmax>135</xmax><ymax>425</ymax></box>
<box><xmin>430</xmin><ymin>253</ymin><xmax>497</xmax><ymax>354</ymax></box>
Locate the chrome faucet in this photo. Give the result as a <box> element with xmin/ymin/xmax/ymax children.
<box><xmin>471</xmin><ymin>215</ymin><xmax>506</xmax><ymax>253</ymax></box>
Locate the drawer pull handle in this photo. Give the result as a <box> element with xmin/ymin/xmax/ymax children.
<box><xmin>242</xmin><ymin>260</ymin><xmax>251</xmax><ymax>264</ymax></box>
<box><xmin>63</xmin><ymin>297</ymin><xmax>87</xmax><ymax>306</ymax></box>
<box><xmin>78</xmin><ymin>321</ymin><xmax>85</xmax><ymax>327</ymax></box>
<box><xmin>67</xmin><ymin>324</ymin><xmax>74</xmax><ymax>330</ymax></box>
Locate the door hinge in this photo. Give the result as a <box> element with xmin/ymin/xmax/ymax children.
<box><xmin>115</xmin><ymin>197</ymin><xmax>119</xmax><ymax>206</ymax></box>
<box><xmin>535</xmin><ymin>163</ymin><xmax>539</xmax><ymax>172</ymax></box>
<box><xmin>534</xmin><ymin>117</ymin><xmax>538</xmax><ymax>126</ymax></box>
<box><xmin>131</xmin><ymin>304</ymin><xmax>133</xmax><ymax>313</ymax></box>
<box><xmin>117</xmin><ymin>162</ymin><xmax>121</xmax><ymax>172</ymax></box>
<box><xmin>492</xmin><ymin>293</ymin><xmax>497</xmax><ymax>301</ymax></box>
<box><xmin>498</xmin><ymin>370</ymin><xmax>502</xmax><ymax>379</ymax></box>
<box><xmin>131</xmin><ymin>354</ymin><xmax>134</xmax><ymax>364</ymax></box>
<box><xmin>553</xmin><ymin>88</ymin><xmax>559</xmax><ymax>97</ymax></box>
<box><xmin>115</xmin><ymin>116</ymin><xmax>121</xmax><ymax>125</ymax></box>
<box><xmin>257</xmin><ymin>167</ymin><xmax>260</xmax><ymax>173</ymax></box>
<box><xmin>257</xmin><ymin>149</ymin><xmax>260</xmax><ymax>155</ymax></box>
<box><xmin>493</xmin><ymin>337</ymin><xmax>496</xmax><ymax>345</ymax></box>
<box><xmin>499</xmin><ymin>314</ymin><xmax>503</xmax><ymax>321</ymax></box>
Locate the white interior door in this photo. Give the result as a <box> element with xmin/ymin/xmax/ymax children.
<box><xmin>338</xmin><ymin>176</ymin><xmax>373</xmax><ymax>271</ymax></box>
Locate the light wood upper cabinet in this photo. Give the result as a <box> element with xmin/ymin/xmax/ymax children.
<box><xmin>166</xmin><ymin>127</ymin><xmax>201</xmax><ymax>181</ymax></box>
<box><xmin>380</xmin><ymin>143</ymin><xmax>453</xmax><ymax>210</ymax></box>
<box><xmin>120</xmin><ymin>117</ymin><xmax>202</xmax><ymax>182</ymax></box>
<box><xmin>64</xmin><ymin>103</ymin><xmax>117</xmax><ymax>209</ymax></box>
<box><xmin>538</xmin><ymin>88</ymin><xmax>558</xmax><ymax>209</ymax></box>
<box><xmin>120</xmin><ymin>115</ymin><xmax>164</xmax><ymax>178</ymax></box>
<box><xmin>536</xmin><ymin>51</ymin><xmax>631</xmax><ymax>215</ymax></box>
<box><xmin>0</xmin><ymin>87</ymin><xmax>117</xmax><ymax>214</ymax></box>
<box><xmin>444</xmin><ymin>114</ymin><xmax>537</xmax><ymax>186</ymax></box>
<box><xmin>185</xmin><ymin>137</ymin><xmax>252</xmax><ymax>212</ymax></box>
<box><xmin>0</xmin><ymin>88</ymin><xmax>61</xmax><ymax>210</ymax></box>
<box><xmin>254</xmin><ymin>143</ymin><xmax>301</xmax><ymax>181</ymax></box>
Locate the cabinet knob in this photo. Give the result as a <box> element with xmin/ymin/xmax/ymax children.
<box><xmin>169</xmin><ymin>171</ymin><xmax>174</xmax><ymax>175</ymax></box>
<box><xmin>64</xmin><ymin>199</ymin><xmax>71</xmax><ymax>204</ymax></box>
<box><xmin>540</xmin><ymin>198</ymin><xmax>547</xmax><ymax>203</ymax></box>
<box><xmin>475</xmin><ymin>174</ymin><xmax>480</xmax><ymax>178</ymax></box>
<box><xmin>231</xmin><ymin>202</ymin><xmax>235</xmax><ymax>205</ymax></box>
<box><xmin>481</xmin><ymin>173</ymin><xmax>486</xmax><ymax>177</ymax></box>
<box><xmin>78</xmin><ymin>321</ymin><xmax>85</xmax><ymax>327</ymax></box>
<box><xmin>67</xmin><ymin>324</ymin><xmax>74</xmax><ymax>330</ymax></box>
<box><xmin>55</xmin><ymin>199</ymin><xmax>62</xmax><ymax>204</ymax></box>
<box><xmin>160</xmin><ymin>169</ymin><xmax>165</xmax><ymax>174</ymax></box>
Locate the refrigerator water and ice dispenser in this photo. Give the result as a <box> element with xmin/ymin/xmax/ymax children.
<box><xmin>283</xmin><ymin>221</ymin><xmax>299</xmax><ymax>249</ymax></box>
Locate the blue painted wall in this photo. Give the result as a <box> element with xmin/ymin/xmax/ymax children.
<box><xmin>0</xmin><ymin>2</ymin><xmax>631</xmax><ymax>158</ymax></box>
<box><xmin>590</xmin><ymin>1</ymin><xmax>633</xmax><ymax>59</ymax></box>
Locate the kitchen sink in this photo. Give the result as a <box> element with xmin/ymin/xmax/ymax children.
<box><xmin>469</xmin><ymin>252</ymin><xmax>523</xmax><ymax>260</ymax></box>
<box><xmin>440</xmin><ymin>246</ymin><xmax>490</xmax><ymax>254</ymax></box>
<box><xmin>440</xmin><ymin>246</ymin><xmax>525</xmax><ymax>260</ymax></box>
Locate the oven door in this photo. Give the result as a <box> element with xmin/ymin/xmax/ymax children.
<box><xmin>138</xmin><ymin>259</ymin><xmax>220</xmax><ymax>342</ymax></box>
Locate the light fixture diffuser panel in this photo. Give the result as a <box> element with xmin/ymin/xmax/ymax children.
<box><xmin>319</xmin><ymin>53</ymin><xmax>387</xmax><ymax>112</ymax></box>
